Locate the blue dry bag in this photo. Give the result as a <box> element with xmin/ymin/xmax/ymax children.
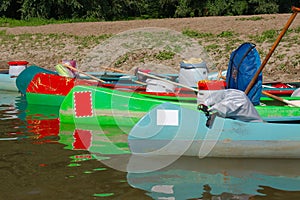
<box><xmin>226</xmin><ymin>42</ymin><xmax>262</xmax><ymax>105</ymax></box>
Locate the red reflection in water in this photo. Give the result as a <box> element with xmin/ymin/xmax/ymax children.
<box><xmin>73</xmin><ymin>129</ymin><xmax>92</xmax><ymax>150</ymax></box>
<box><xmin>26</xmin><ymin>118</ymin><xmax>60</xmax><ymax>143</ymax></box>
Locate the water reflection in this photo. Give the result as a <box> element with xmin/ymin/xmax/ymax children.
<box><xmin>1</xmin><ymin>91</ymin><xmax>300</xmax><ymax>199</ymax></box>
<box><xmin>127</xmin><ymin>157</ymin><xmax>300</xmax><ymax>199</ymax></box>
<box><xmin>0</xmin><ymin>92</ymin><xmax>27</xmax><ymax>139</ymax></box>
<box><xmin>0</xmin><ymin>92</ymin><xmax>149</xmax><ymax>199</ymax></box>
<box><xmin>0</xmin><ymin>91</ymin><xmax>60</xmax><ymax>141</ymax></box>
<box><xmin>58</xmin><ymin>123</ymin><xmax>300</xmax><ymax>199</ymax></box>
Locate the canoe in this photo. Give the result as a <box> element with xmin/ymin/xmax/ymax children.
<box><xmin>21</xmin><ymin>68</ymin><xmax>198</xmax><ymax>106</ymax></box>
<box><xmin>24</xmin><ymin>72</ymin><xmax>99</xmax><ymax>106</ymax></box>
<box><xmin>22</xmin><ymin>67</ymin><xmax>300</xmax><ymax>108</ymax></box>
<box><xmin>16</xmin><ymin>65</ymin><xmax>58</xmax><ymax>94</ymax></box>
<box><xmin>18</xmin><ymin>65</ymin><xmax>193</xmax><ymax>106</ymax></box>
<box><xmin>0</xmin><ymin>72</ymin><xmax>19</xmax><ymax>92</ymax></box>
<box><xmin>0</xmin><ymin>61</ymin><xmax>29</xmax><ymax>92</ymax></box>
<box><xmin>128</xmin><ymin>102</ymin><xmax>300</xmax><ymax>158</ymax></box>
<box><xmin>16</xmin><ymin>65</ymin><xmax>133</xmax><ymax>95</ymax></box>
<box><xmin>59</xmin><ymin>85</ymin><xmax>300</xmax><ymax>126</ymax></box>
<box><xmin>262</xmin><ymin>81</ymin><xmax>300</xmax><ymax>97</ymax></box>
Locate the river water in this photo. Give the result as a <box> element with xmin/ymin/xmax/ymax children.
<box><xmin>1</xmin><ymin>91</ymin><xmax>300</xmax><ymax>200</ymax></box>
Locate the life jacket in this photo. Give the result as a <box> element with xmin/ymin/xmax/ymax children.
<box><xmin>226</xmin><ymin>42</ymin><xmax>262</xmax><ymax>105</ymax></box>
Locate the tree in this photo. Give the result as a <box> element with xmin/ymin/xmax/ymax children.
<box><xmin>248</xmin><ymin>0</ymin><xmax>278</xmax><ymax>14</ymax></box>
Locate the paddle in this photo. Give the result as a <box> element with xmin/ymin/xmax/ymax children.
<box><xmin>262</xmin><ymin>91</ymin><xmax>300</xmax><ymax>107</ymax></box>
<box><xmin>101</xmin><ymin>66</ymin><xmax>177</xmax><ymax>84</ymax></box>
<box><xmin>217</xmin><ymin>70</ymin><xmax>299</xmax><ymax>105</ymax></box>
<box><xmin>101</xmin><ymin>66</ymin><xmax>163</xmax><ymax>78</ymax></box>
<box><xmin>245</xmin><ymin>6</ymin><xmax>300</xmax><ymax>95</ymax></box>
<box><xmin>136</xmin><ymin>71</ymin><xmax>199</xmax><ymax>92</ymax></box>
<box><xmin>100</xmin><ymin>66</ymin><xmax>146</xmax><ymax>85</ymax></box>
<box><xmin>63</xmin><ymin>64</ymin><xmax>106</xmax><ymax>83</ymax></box>
<box><xmin>100</xmin><ymin>66</ymin><xmax>127</xmax><ymax>74</ymax></box>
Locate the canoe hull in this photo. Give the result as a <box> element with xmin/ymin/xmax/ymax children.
<box><xmin>128</xmin><ymin>102</ymin><xmax>300</xmax><ymax>158</ymax></box>
<box><xmin>59</xmin><ymin>85</ymin><xmax>300</xmax><ymax>126</ymax></box>
<box><xmin>128</xmin><ymin>139</ymin><xmax>300</xmax><ymax>158</ymax></box>
<box><xmin>25</xmin><ymin>73</ymin><xmax>99</xmax><ymax>106</ymax></box>
<box><xmin>0</xmin><ymin>74</ymin><xmax>18</xmax><ymax>92</ymax></box>
<box><xmin>59</xmin><ymin>85</ymin><xmax>172</xmax><ymax>126</ymax></box>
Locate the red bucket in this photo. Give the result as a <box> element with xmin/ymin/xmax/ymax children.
<box><xmin>198</xmin><ymin>80</ymin><xmax>226</xmax><ymax>90</ymax></box>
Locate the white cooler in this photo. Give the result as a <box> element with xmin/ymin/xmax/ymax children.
<box><xmin>178</xmin><ymin>61</ymin><xmax>208</xmax><ymax>88</ymax></box>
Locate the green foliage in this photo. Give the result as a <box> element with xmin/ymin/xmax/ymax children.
<box><xmin>217</xmin><ymin>31</ymin><xmax>234</xmax><ymax>38</ymax></box>
<box><xmin>115</xmin><ymin>54</ymin><xmax>129</xmax><ymax>66</ymax></box>
<box><xmin>0</xmin><ymin>17</ymin><xmax>100</xmax><ymax>27</ymax></box>
<box><xmin>205</xmin><ymin>0</ymin><xmax>248</xmax><ymax>16</ymax></box>
<box><xmin>250</xmin><ymin>29</ymin><xmax>277</xmax><ymax>43</ymax></box>
<box><xmin>0</xmin><ymin>0</ymin><xmax>295</xmax><ymax>21</ymax></box>
<box><xmin>294</xmin><ymin>26</ymin><xmax>300</xmax><ymax>33</ymax></box>
<box><xmin>236</xmin><ymin>16</ymin><xmax>263</xmax><ymax>21</ymax></box>
<box><xmin>248</xmin><ymin>0</ymin><xmax>278</xmax><ymax>14</ymax></box>
<box><xmin>175</xmin><ymin>0</ymin><xmax>192</xmax><ymax>17</ymax></box>
<box><xmin>155</xmin><ymin>50</ymin><xmax>175</xmax><ymax>60</ymax></box>
<box><xmin>182</xmin><ymin>29</ymin><xmax>214</xmax><ymax>38</ymax></box>
<box><xmin>205</xmin><ymin>44</ymin><xmax>220</xmax><ymax>52</ymax></box>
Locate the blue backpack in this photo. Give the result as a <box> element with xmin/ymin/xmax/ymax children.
<box><xmin>226</xmin><ymin>42</ymin><xmax>262</xmax><ymax>105</ymax></box>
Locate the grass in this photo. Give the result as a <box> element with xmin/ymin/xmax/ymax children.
<box><xmin>182</xmin><ymin>29</ymin><xmax>214</xmax><ymax>38</ymax></box>
<box><xmin>236</xmin><ymin>16</ymin><xmax>264</xmax><ymax>21</ymax></box>
<box><xmin>217</xmin><ymin>31</ymin><xmax>235</xmax><ymax>38</ymax></box>
<box><xmin>180</xmin><ymin>26</ymin><xmax>300</xmax><ymax>76</ymax></box>
<box><xmin>0</xmin><ymin>17</ymin><xmax>100</xmax><ymax>28</ymax></box>
<box><xmin>0</xmin><ymin>30</ymin><xmax>111</xmax><ymax>47</ymax></box>
<box><xmin>115</xmin><ymin>54</ymin><xmax>129</xmax><ymax>66</ymax></box>
<box><xmin>0</xmin><ymin>29</ymin><xmax>111</xmax><ymax>68</ymax></box>
<box><xmin>1</xmin><ymin>17</ymin><xmax>299</xmax><ymax>81</ymax></box>
<box><xmin>155</xmin><ymin>50</ymin><xmax>175</xmax><ymax>60</ymax></box>
<box><xmin>249</xmin><ymin>29</ymin><xmax>278</xmax><ymax>43</ymax></box>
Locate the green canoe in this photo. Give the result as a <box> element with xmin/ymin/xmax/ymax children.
<box><xmin>59</xmin><ymin>85</ymin><xmax>300</xmax><ymax>126</ymax></box>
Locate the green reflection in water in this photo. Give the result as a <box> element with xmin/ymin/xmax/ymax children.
<box><xmin>93</xmin><ymin>193</ymin><xmax>114</xmax><ymax>197</ymax></box>
<box><xmin>93</xmin><ymin>168</ymin><xmax>107</xmax><ymax>171</ymax></box>
<box><xmin>68</xmin><ymin>163</ymin><xmax>81</xmax><ymax>167</ymax></box>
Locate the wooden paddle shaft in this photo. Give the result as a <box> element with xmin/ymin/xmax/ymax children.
<box><xmin>101</xmin><ymin>66</ymin><xmax>125</xmax><ymax>74</ymax></box>
<box><xmin>245</xmin><ymin>6</ymin><xmax>300</xmax><ymax>95</ymax></box>
<box><xmin>293</xmin><ymin>6</ymin><xmax>300</xmax><ymax>12</ymax></box>
<box><xmin>137</xmin><ymin>71</ymin><xmax>199</xmax><ymax>92</ymax></box>
<box><xmin>63</xmin><ymin>64</ymin><xmax>106</xmax><ymax>83</ymax></box>
<box><xmin>262</xmin><ymin>91</ymin><xmax>299</xmax><ymax>107</ymax></box>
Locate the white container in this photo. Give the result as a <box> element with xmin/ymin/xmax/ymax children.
<box><xmin>146</xmin><ymin>79</ymin><xmax>175</xmax><ymax>93</ymax></box>
<box><xmin>292</xmin><ymin>88</ymin><xmax>300</xmax><ymax>97</ymax></box>
<box><xmin>8</xmin><ymin>61</ymin><xmax>28</xmax><ymax>76</ymax></box>
<box><xmin>178</xmin><ymin>61</ymin><xmax>208</xmax><ymax>87</ymax></box>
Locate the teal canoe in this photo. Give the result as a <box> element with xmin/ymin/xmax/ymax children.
<box><xmin>59</xmin><ymin>85</ymin><xmax>300</xmax><ymax>126</ymax></box>
<box><xmin>128</xmin><ymin>102</ymin><xmax>300</xmax><ymax>158</ymax></box>
<box><xmin>0</xmin><ymin>73</ymin><xmax>19</xmax><ymax>92</ymax></box>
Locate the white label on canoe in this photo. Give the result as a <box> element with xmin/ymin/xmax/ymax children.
<box><xmin>157</xmin><ymin>109</ymin><xmax>178</xmax><ymax>126</ymax></box>
<box><xmin>151</xmin><ymin>185</ymin><xmax>174</xmax><ymax>194</ymax></box>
